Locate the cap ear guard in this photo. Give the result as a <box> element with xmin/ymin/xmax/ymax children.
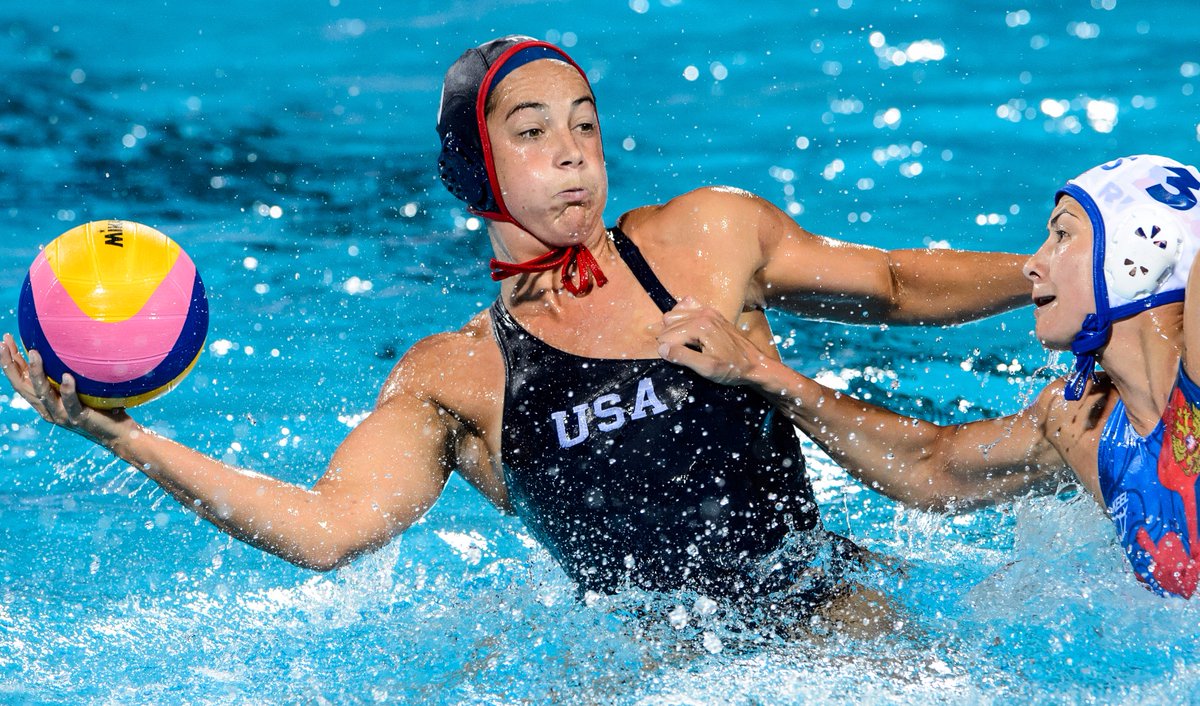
<box><xmin>436</xmin><ymin>41</ymin><xmax>513</xmax><ymax>215</ymax></box>
<box><xmin>437</xmin><ymin>129</ymin><xmax>495</xmax><ymax>213</ymax></box>
<box><xmin>1104</xmin><ymin>205</ymin><xmax>1184</xmax><ymax>301</ymax></box>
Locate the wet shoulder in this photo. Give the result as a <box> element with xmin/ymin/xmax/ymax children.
<box><xmin>617</xmin><ymin>187</ymin><xmax>769</xmax><ymax>295</ymax></box>
<box><xmin>1036</xmin><ymin>374</ymin><xmax>1118</xmax><ymax>493</ymax></box>
<box><xmin>374</xmin><ymin>309</ymin><xmax>509</xmax><ymax>508</ymax></box>
<box><xmin>377</xmin><ymin>308</ymin><xmax>504</xmax><ymax>422</ymax></box>
<box><xmin>1039</xmin><ymin>374</ymin><xmax>1118</xmax><ymax>432</ymax></box>
<box><xmin>620</xmin><ymin>186</ymin><xmax>768</xmax><ymax>243</ymax></box>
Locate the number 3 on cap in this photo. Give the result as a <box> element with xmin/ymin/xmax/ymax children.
<box><xmin>1147</xmin><ymin>166</ymin><xmax>1200</xmax><ymax>211</ymax></box>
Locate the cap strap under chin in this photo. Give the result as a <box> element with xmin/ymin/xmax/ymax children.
<box><xmin>1065</xmin><ymin>313</ymin><xmax>1111</xmax><ymax>400</ymax></box>
<box><xmin>490</xmin><ymin>244</ymin><xmax>608</xmax><ymax>296</ymax></box>
<box><xmin>1064</xmin><ymin>355</ymin><xmax>1097</xmax><ymax>401</ymax></box>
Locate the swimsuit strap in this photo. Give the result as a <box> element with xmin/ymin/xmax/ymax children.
<box><xmin>610</xmin><ymin>225</ymin><xmax>677</xmax><ymax>314</ymax></box>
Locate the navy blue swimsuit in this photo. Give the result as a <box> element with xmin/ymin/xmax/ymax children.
<box><xmin>491</xmin><ymin>226</ymin><xmax>853</xmax><ymax>599</ymax></box>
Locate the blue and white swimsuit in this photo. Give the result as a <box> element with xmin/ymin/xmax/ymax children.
<box><xmin>1098</xmin><ymin>367</ymin><xmax>1200</xmax><ymax>597</ymax></box>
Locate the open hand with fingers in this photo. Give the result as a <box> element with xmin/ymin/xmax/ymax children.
<box><xmin>0</xmin><ymin>333</ymin><xmax>137</xmax><ymax>450</ymax></box>
<box><xmin>656</xmin><ymin>297</ymin><xmax>776</xmax><ymax>387</ymax></box>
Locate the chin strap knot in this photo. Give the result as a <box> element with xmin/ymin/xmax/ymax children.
<box><xmin>490</xmin><ymin>244</ymin><xmax>608</xmax><ymax>296</ymax></box>
<box><xmin>1064</xmin><ymin>313</ymin><xmax>1111</xmax><ymax>401</ymax></box>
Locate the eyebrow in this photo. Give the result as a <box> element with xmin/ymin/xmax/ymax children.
<box><xmin>505</xmin><ymin>95</ymin><xmax>595</xmax><ymax>121</ymax></box>
<box><xmin>1049</xmin><ymin>207</ymin><xmax>1078</xmax><ymax>227</ymax></box>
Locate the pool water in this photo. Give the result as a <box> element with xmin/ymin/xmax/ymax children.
<box><xmin>2</xmin><ymin>1</ymin><xmax>1200</xmax><ymax>703</ymax></box>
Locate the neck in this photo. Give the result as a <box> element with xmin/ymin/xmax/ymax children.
<box><xmin>487</xmin><ymin>220</ymin><xmax>615</xmax><ymax>303</ymax></box>
<box><xmin>1096</xmin><ymin>305</ymin><xmax>1184</xmax><ymax>431</ymax></box>
<box><xmin>488</xmin><ymin>219</ymin><xmax>610</xmax><ymax>261</ymax></box>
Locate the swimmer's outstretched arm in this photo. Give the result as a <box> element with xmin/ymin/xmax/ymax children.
<box><xmin>723</xmin><ymin>189</ymin><xmax>1029</xmax><ymax>325</ymax></box>
<box><xmin>657</xmin><ymin>301</ymin><xmax>1070</xmax><ymax>510</ymax></box>
<box><xmin>0</xmin><ymin>333</ymin><xmax>453</xmax><ymax>570</ymax></box>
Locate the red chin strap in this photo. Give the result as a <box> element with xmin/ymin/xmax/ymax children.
<box><xmin>490</xmin><ymin>244</ymin><xmax>608</xmax><ymax>296</ymax></box>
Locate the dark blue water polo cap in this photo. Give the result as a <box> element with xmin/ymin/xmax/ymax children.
<box><xmin>435</xmin><ymin>35</ymin><xmax>592</xmax><ymax>223</ymax></box>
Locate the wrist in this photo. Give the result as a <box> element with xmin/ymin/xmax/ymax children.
<box><xmin>744</xmin><ymin>354</ymin><xmax>792</xmax><ymax>395</ymax></box>
<box><xmin>102</xmin><ymin>419</ymin><xmax>150</xmax><ymax>459</ymax></box>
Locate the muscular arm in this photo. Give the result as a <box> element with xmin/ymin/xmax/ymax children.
<box><xmin>753</xmin><ymin>363</ymin><xmax>1065</xmax><ymax>510</ymax></box>
<box><xmin>2</xmin><ymin>333</ymin><xmax>455</xmax><ymax>571</ymax></box>
<box><xmin>732</xmin><ymin>189</ymin><xmax>1030</xmax><ymax>325</ymax></box>
<box><xmin>657</xmin><ymin>302</ymin><xmax>1070</xmax><ymax>510</ymax></box>
<box><xmin>117</xmin><ymin>388</ymin><xmax>451</xmax><ymax>570</ymax></box>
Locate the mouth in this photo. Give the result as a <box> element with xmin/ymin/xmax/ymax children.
<box><xmin>1033</xmin><ymin>295</ymin><xmax>1056</xmax><ymax>308</ymax></box>
<box><xmin>557</xmin><ymin>187</ymin><xmax>588</xmax><ymax>201</ymax></box>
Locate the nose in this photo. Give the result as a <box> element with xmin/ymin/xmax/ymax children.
<box><xmin>552</xmin><ymin>126</ymin><xmax>584</xmax><ymax>168</ymax></box>
<box><xmin>1022</xmin><ymin>240</ymin><xmax>1050</xmax><ymax>282</ymax></box>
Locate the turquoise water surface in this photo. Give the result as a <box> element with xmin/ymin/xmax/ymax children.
<box><xmin>2</xmin><ymin>1</ymin><xmax>1200</xmax><ymax>703</ymax></box>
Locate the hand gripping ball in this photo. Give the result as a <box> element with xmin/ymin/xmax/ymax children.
<box><xmin>17</xmin><ymin>220</ymin><xmax>209</xmax><ymax>409</ymax></box>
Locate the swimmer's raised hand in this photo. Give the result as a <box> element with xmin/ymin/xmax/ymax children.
<box><xmin>656</xmin><ymin>297</ymin><xmax>775</xmax><ymax>387</ymax></box>
<box><xmin>0</xmin><ymin>332</ymin><xmax>134</xmax><ymax>449</ymax></box>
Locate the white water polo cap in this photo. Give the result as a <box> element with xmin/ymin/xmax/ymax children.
<box><xmin>1060</xmin><ymin>154</ymin><xmax>1200</xmax><ymax>400</ymax></box>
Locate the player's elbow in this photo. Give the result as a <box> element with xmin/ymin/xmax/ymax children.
<box><xmin>297</xmin><ymin>557</ymin><xmax>340</xmax><ymax>572</ymax></box>
<box><xmin>879</xmin><ymin>252</ymin><xmax>971</xmax><ymax>326</ymax></box>
<box><xmin>893</xmin><ymin>448</ymin><xmax>974</xmax><ymax>513</ymax></box>
<box><xmin>903</xmin><ymin>464</ymin><xmax>995</xmax><ymax>514</ymax></box>
<box><xmin>910</xmin><ymin>492</ymin><xmax>962</xmax><ymax>514</ymax></box>
<box><xmin>289</xmin><ymin>541</ymin><xmax>366</xmax><ymax>572</ymax></box>
<box><xmin>280</xmin><ymin>515</ymin><xmax>389</xmax><ymax>571</ymax></box>
<box><xmin>889</xmin><ymin>481</ymin><xmax>977</xmax><ymax>514</ymax></box>
<box><xmin>286</xmin><ymin>492</ymin><xmax>418</xmax><ymax>572</ymax></box>
<box><xmin>869</xmin><ymin>252</ymin><xmax>917</xmax><ymax>324</ymax></box>
<box><xmin>301</xmin><ymin>547</ymin><xmax>351</xmax><ymax>572</ymax></box>
<box><xmin>888</xmin><ymin>477</ymin><xmax>959</xmax><ymax>513</ymax></box>
<box><xmin>271</xmin><ymin>542</ymin><xmax>339</xmax><ymax>572</ymax></box>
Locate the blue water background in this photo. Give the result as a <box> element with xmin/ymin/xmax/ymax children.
<box><xmin>2</xmin><ymin>1</ymin><xmax>1199</xmax><ymax>703</ymax></box>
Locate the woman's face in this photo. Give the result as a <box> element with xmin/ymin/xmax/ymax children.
<box><xmin>485</xmin><ymin>59</ymin><xmax>607</xmax><ymax>246</ymax></box>
<box><xmin>1023</xmin><ymin>195</ymin><xmax>1096</xmax><ymax>350</ymax></box>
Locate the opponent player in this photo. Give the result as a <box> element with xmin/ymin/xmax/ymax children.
<box><xmin>659</xmin><ymin>154</ymin><xmax>1200</xmax><ymax>598</ymax></box>
<box><xmin>2</xmin><ymin>36</ymin><xmax>1029</xmax><ymax>612</ymax></box>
